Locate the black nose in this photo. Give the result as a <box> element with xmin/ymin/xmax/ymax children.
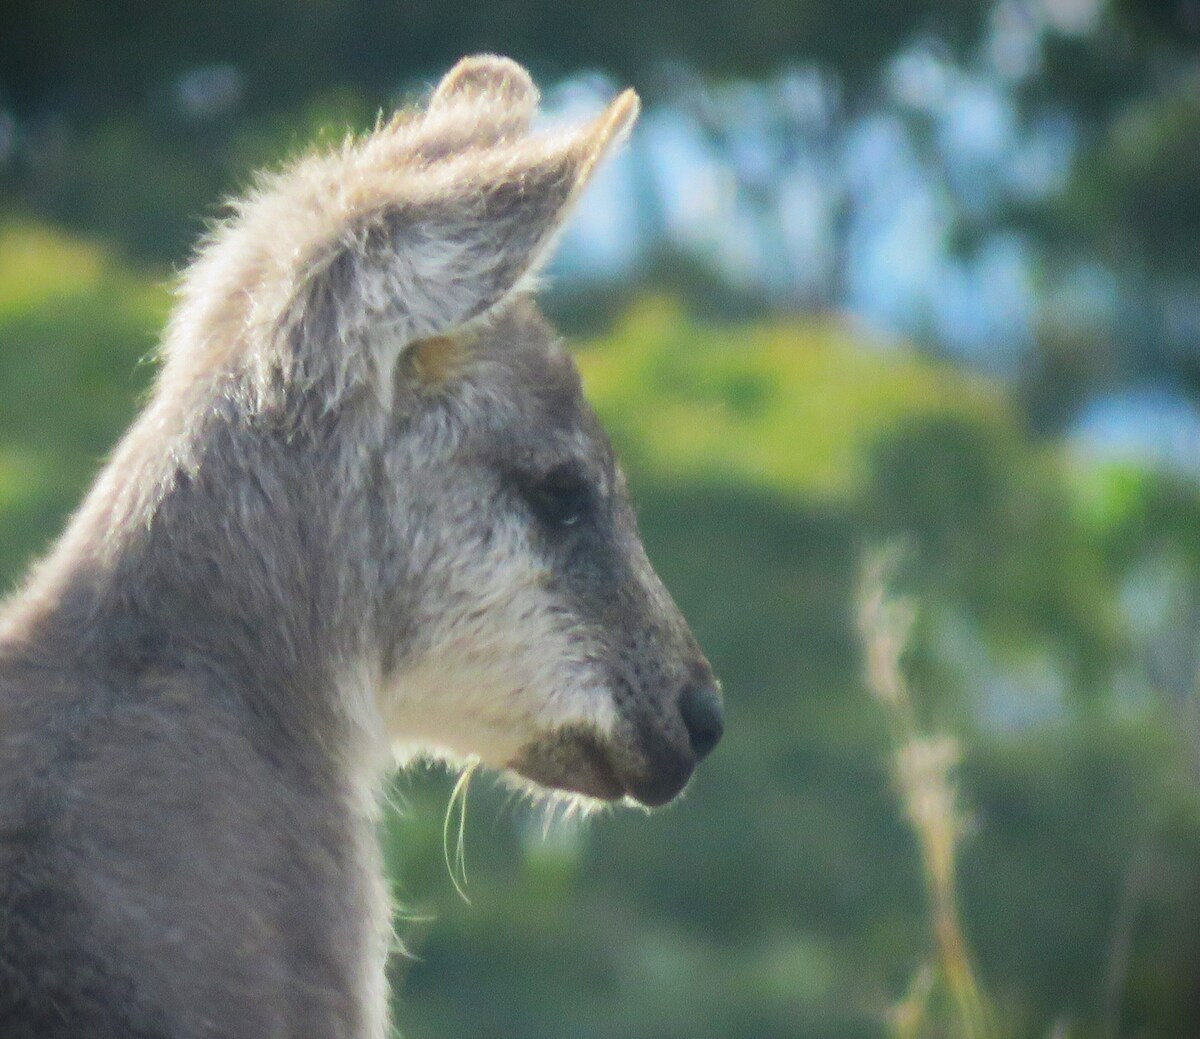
<box><xmin>679</xmin><ymin>678</ymin><xmax>724</xmax><ymax>761</ymax></box>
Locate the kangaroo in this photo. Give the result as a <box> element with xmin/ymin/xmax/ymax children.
<box><xmin>0</xmin><ymin>56</ymin><xmax>723</xmax><ymax>1039</ymax></box>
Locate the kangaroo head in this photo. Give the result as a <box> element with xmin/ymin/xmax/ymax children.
<box><xmin>378</xmin><ymin>302</ymin><xmax>723</xmax><ymax>807</ymax></box>
<box><xmin>124</xmin><ymin>57</ymin><xmax>723</xmax><ymax>807</ymax></box>
<box><xmin>363</xmin><ymin>60</ymin><xmax>723</xmax><ymax>806</ymax></box>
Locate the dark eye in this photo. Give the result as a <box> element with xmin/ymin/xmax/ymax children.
<box><xmin>523</xmin><ymin>466</ymin><xmax>592</xmax><ymax>529</ymax></box>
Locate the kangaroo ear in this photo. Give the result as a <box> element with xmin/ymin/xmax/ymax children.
<box><xmin>169</xmin><ymin>59</ymin><xmax>639</xmax><ymax>403</ymax></box>
<box><xmin>384</xmin><ymin>86</ymin><xmax>640</xmax><ymax>341</ymax></box>
<box><xmin>429</xmin><ymin>54</ymin><xmax>540</xmax><ymax>125</ymax></box>
<box><xmin>392</xmin><ymin>55</ymin><xmax>540</xmax><ymax>159</ymax></box>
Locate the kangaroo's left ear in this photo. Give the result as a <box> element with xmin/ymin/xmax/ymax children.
<box><xmin>167</xmin><ymin>57</ymin><xmax>638</xmax><ymax>403</ymax></box>
<box><xmin>370</xmin><ymin>85</ymin><xmax>640</xmax><ymax>346</ymax></box>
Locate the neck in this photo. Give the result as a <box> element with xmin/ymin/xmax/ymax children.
<box><xmin>1</xmin><ymin>380</ymin><xmax>393</xmax><ymax>791</ymax></box>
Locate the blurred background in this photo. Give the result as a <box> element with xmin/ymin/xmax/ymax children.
<box><xmin>3</xmin><ymin>1</ymin><xmax>1200</xmax><ymax>1036</ymax></box>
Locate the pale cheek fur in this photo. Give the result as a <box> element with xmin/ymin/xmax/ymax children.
<box><xmin>378</xmin><ymin>526</ymin><xmax>617</xmax><ymax>768</ymax></box>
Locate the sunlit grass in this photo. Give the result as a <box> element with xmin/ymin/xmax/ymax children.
<box><xmin>579</xmin><ymin>296</ymin><xmax>1009</xmax><ymax>501</ymax></box>
<box><xmin>0</xmin><ymin>222</ymin><xmax>168</xmax><ymax>581</ymax></box>
<box><xmin>0</xmin><ymin>222</ymin><xmax>166</xmax><ymax>317</ymax></box>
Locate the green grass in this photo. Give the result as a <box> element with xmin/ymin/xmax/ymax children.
<box><xmin>0</xmin><ymin>223</ymin><xmax>167</xmax><ymax>582</ymax></box>
<box><xmin>578</xmin><ymin>296</ymin><xmax>1009</xmax><ymax>502</ymax></box>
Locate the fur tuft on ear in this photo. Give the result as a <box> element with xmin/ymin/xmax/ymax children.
<box><xmin>429</xmin><ymin>54</ymin><xmax>539</xmax><ymax>121</ymax></box>
<box><xmin>163</xmin><ymin>58</ymin><xmax>638</xmax><ymax>410</ymax></box>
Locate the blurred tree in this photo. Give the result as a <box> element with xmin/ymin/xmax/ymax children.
<box><xmin>0</xmin><ymin>0</ymin><xmax>987</xmax><ymax>117</ymax></box>
<box><xmin>5</xmin><ymin>0</ymin><xmax>1200</xmax><ymax>425</ymax></box>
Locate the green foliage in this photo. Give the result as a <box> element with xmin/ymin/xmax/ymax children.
<box><xmin>1066</xmin><ymin>90</ymin><xmax>1200</xmax><ymax>277</ymax></box>
<box><xmin>2</xmin><ymin>223</ymin><xmax>1200</xmax><ymax>1037</ymax></box>
<box><xmin>0</xmin><ymin>0</ymin><xmax>984</xmax><ymax>114</ymax></box>
<box><xmin>577</xmin><ymin>298</ymin><xmax>1007</xmax><ymax>503</ymax></box>
<box><xmin>0</xmin><ymin>223</ymin><xmax>166</xmax><ymax>583</ymax></box>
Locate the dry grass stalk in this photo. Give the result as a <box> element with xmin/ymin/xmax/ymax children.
<box><xmin>857</xmin><ymin>549</ymin><xmax>999</xmax><ymax>1039</ymax></box>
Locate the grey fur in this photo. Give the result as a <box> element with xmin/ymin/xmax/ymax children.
<box><xmin>0</xmin><ymin>56</ymin><xmax>722</xmax><ymax>1039</ymax></box>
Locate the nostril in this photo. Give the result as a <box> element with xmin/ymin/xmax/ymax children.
<box><xmin>678</xmin><ymin>680</ymin><xmax>724</xmax><ymax>761</ymax></box>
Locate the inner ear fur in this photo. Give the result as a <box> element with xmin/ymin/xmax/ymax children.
<box><xmin>371</xmin><ymin>79</ymin><xmax>642</xmax><ymax>334</ymax></box>
<box><xmin>390</xmin><ymin>86</ymin><xmax>641</xmax><ymax>329</ymax></box>
<box><xmin>404</xmin><ymin>334</ymin><xmax>470</xmax><ymax>388</ymax></box>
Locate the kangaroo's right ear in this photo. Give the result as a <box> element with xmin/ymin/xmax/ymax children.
<box><xmin>427</xmin><ymin>54</ymin><xmax>540</xmax><ymax>131</ymax></box>
<box><xmin>372</xmin><ymin>54</ymin><xmax>541</xmax><ymax>163</ymax></box>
